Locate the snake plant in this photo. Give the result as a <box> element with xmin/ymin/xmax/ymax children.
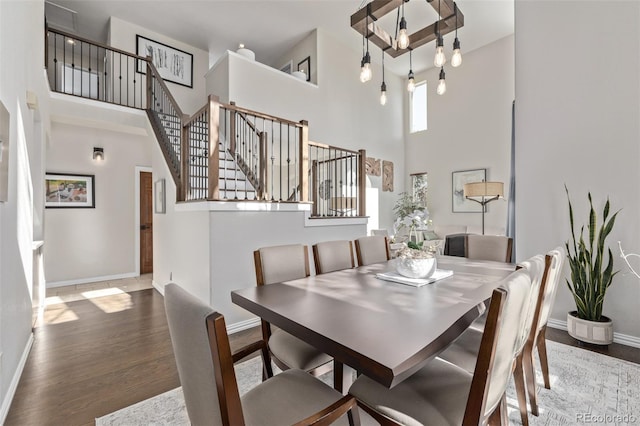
<box><xmin>565</xmin><ymin>186</ymin><xmax>620</xmax><ymax>321</ymax></box>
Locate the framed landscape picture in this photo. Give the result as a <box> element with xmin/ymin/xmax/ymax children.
<box><xmin>136</xmin><ymin>35</ymin><xmax>193</xmax><ymax>88</ymax></box>
<box><xmin>452</xmin><ymin>168</ymin><xmax>486</xmax><ymax>213</ymax></box>
<box><xmin>45</xmin><ymin>173</ymin><xmax>95</xmax><ymax>208</ymax></box>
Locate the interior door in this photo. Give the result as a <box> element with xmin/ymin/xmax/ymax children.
<box><xmin>140</xmin><ymin>171</ymin><xmax>153</xmax><ymax>274</ymax></box>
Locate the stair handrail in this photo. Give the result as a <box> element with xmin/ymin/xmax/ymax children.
<box><xmin>146</xmin><ymin>60</ymin><xmax>185</xmax><ymax>119</ymax></box>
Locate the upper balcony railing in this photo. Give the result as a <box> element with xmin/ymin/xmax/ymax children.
<box><xmin>44</xmin><ymin>25</ymin><xmax>366</xmax><ymax>217</ymax></box>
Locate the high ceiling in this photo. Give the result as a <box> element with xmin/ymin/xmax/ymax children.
<box><xmin>46</xmin><ymin>0</ymin><xmax>513</xmax><ymax>76</ymax></box>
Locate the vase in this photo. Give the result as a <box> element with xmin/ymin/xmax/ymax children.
<box><xmin>566</xmin><ymin>311</ymin><xmax>613</xmax><ymax>345</ymax></box>
<box><xmin>396</xmin><ymin>255</ymin><xmax>437</xmax><ymax>279</ymax></box>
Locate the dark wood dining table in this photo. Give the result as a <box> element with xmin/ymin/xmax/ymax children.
<box><xmin>231</xmin><ymin>255</ymin><xmax>515</xmax><ymax>390</ymax></box>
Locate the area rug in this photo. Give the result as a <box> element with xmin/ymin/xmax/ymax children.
<box><xmin>96</xmin><ymin>341</ymin><xmax>640</xmax><ymax>425</ymax></box>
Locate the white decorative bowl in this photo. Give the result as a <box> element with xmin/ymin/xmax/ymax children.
<box><xmin>397</xmin><ymin>256</ymin><xmax>437</xmax><ymax>279</ymax></box>
<box><xmin>292</xmin><ymin>70</ymin><xmax>307</xmax><ymax>80</ymax></box>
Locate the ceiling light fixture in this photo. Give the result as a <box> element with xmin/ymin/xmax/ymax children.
<box><xmin>351</xmin><ymin>0</ymin><xmax>464</xmax><ymax>98</ymax></box>
<box><xmin>451</xmin><ymin>3</ymin><xmax>462</xmax><ymax>67</ymax></box>
<box><xmin>380</xmin><ymin>50</ymin><xmax>387</xmax><ymax>105</ymax></box>
<box><xmin>407</xmin><ymin>50</ymin><xmax>415</xmax><ymax>92</ymax></box>
<box><xmin>437</xmin><ymin>67</ymin><xmax>446</xmax><ymax>95</ymax></box>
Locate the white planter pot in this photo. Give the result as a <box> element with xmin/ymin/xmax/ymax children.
<box><xmin>396</xmin><ymin>256</ymin><xmax>436</xmax><ymax>279</ymax></box>
<box><xmin>567</xmin><ymin>311</ymin><xmax>613</xmax><ymax>345</ymax></box>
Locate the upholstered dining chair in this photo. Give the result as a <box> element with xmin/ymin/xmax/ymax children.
<box><xmin>437</xmin><ymin>255</ymin><xmax>547</xmax><ymax>426</ymax></box>
<box><xmin>523</xmin><ymin>247</ymin><xmax>565</xmax><ymax>417</ymax></box>
<box><xmin>466</xmin><ymin>234</ymin><xmax>514</xmax><ymax>263</ymax></box>
<box><xmin>354</xmin><ymin>236</ymin><xmax>390</xmax><ymax>266</ymax></box>
<box><xmin>253</xmin><ymin>244</ymin><xmax>335</xmax><ymax>381</ymax></box>
<box><xmin>312</xmin><ymin>240</ymin><xmax>356</xmax><ymax>274</ymax></box>
<box><xmin>348</xmin><ymin>268</ymin><xmax>531</xmax><ymax>426</ymax></box>
<box><xmin>164</xmin><ymin>283</ymin><xmax>359</xmax><ymax>426</ymax></box>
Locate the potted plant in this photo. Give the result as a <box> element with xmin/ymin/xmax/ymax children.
<box><xmin>565</xmin><ymin>186</ymin><xmax>620</xmax><ymax>345</ymax></box>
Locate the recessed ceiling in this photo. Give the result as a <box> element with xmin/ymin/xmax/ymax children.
<box><xmin>46</xmin><ymin>0</ymin><xmax>513</xmax><ymax>76</ymax></box>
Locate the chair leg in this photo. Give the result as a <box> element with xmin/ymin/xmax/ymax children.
<box><xmin>513</xmin><ymin>355</ymin><xmax>529</xmax><ymax>426</ymax></box>
<box><xmin>487</xmin><ymin>394</ymin><xmax>507</xmax><ymax>426</ymax></box>
<box><xmin>347</xmin><ymin>403</ymin><xmax>361</xmax><ymax>426</ymax></box>
<box><xmin>522</xmin><ymin>342</ymin><xmax>539</xmax><ymax>416</ymax></box>
<box><xmin>333</xmin><ymin>361</ymin><xmax>344</xmax><ymax>393</ymax></box>
<box><xmin>261</xmin><ymin>346</ymin><xmax>274</xmax><ymax>381</ymax></box>
<box><xmin>537</xmin><ymin>326</ymin><xmax>551</xmax><ymax>389</ymax></box>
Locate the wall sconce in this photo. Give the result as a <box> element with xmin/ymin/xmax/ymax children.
<box><xmin>93</xmin><ymin>147</ymin><xmax>104</xmax><ymax>161</ymax></box>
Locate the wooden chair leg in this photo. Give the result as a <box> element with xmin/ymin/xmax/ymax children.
<box><xmin>522</xmin><ymin>342</ymin><xmax>539</xmax><ymax>416</ymax></box>
<box><xmin>487</xmin><ymin>394</ymin><xmax>507</xmax><ymax>426</ymax></box>
<box><xmin>513</xmin><ymin>355</ymin><xmax>529</xmax><ymax>426</ymax></box>
<box><xmin>347</xmin><ymin>403</ymin><xmax>361</xmax><ymax>426</ymax></box>
<box><xmin>261</xmin><ymin>345</ymin><xmax>274</xmax><ymax>381</ymax></box>
<box><xmin>333</xmin><ymin>361</ymin><xmax>344</xmax><ymax>393</ymax></box>
<box><xmin>537</xmin><ymin>327</ymin><xmax>551</xmax><ymax>389</ymax></box>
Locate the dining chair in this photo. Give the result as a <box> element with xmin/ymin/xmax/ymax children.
<box><xmin>164</xmin><ymin>283</ymin><xmax>359</xmax><ymax>426</ymax></box>
<box><xmin>437</xmin><ymin>255</ymin><xmax>547</xmax><ymax>426</ymax></box>
<box><xmin>348</xmin><ymin>268</ymin><xmax>531</xmax><ymax>426</ymax></box>
<box><xmin>354</xmin><ymin>236</ymin><xmax>390</xmax><ymax>266</ymax></box>
<box><xmin>312</xmin><ymin>240</ymin><xmax>356</xmax><ymax>274</ymax></box>
<box><xmin>465</xmin><ymin>234</ymin><xmax>513</xmax><ymax>263</ymax></box>
<box><xmin>254</xmin><ymin>244</ymin><xmax>334</xmax><ymax>381</ymax></box>
<box><xmin>523</xmin><ymin>247</ymin><xmax>565</xmax><ymax>416</ymax></box>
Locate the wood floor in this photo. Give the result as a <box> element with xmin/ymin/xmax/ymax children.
<box><xmin>5</xmin><ymin>287</ymin><xmax>639</xmax><ymax>425</ymax></box>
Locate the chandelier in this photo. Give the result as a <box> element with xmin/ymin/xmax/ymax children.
<box><xmin>351</xmin><ymin>0</ymin><xmax>464</xmax><ymax>101</ymax></box>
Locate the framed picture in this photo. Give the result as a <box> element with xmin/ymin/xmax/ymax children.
<box><xmin>297</xmin><ymin>56</ymin><xmax>311</xmax><ymax>82</ymax></box>
<box><xmin>45</xmin><ymin>173</ymin><xmax>95</xmax><ymax>208</ymax></box>
<box><xmin>452</xmin><ymin>168</ymin><xmax>486</xmax><ymax>213</ymax></box>
<box><xmin>136</xmin><ymin>35</ymin><xmax>193</xmax><ymax>88</ymax></box>
<box><xmin>154</xmin><ymin>179</ymin><xmax>166</xmax><ymax>214</ymax></box>
<box><xmin>411</xmin><ymin>172</ymin><xmax>428</xmax><ymax>207</ymax></box>
<box><xmin>279</xmin><ymin>60</ymin><xmax>293</xmax><ymax>74</ymax></box>
<box><xmin>382</xmin><ymin>160</ymin><xmax>394</xmax><ymax>192</ymax></box>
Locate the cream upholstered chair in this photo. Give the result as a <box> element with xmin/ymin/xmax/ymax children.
<box><xmin>437</xmin><ymin>255</ymin><xmax>547</xmax><ymax>425</ymax></box>
<box><xmin>354</xmin><ymin>236</ymin><xmax>390</xmax><ymax>266</ymax></box>
<box><xmin>465</xmin><ymin>234</ymin><xmax>513</xmax><ymax>263</ymax></box>
<box><xmin>312</xmin><ymin>240</ymin><xmax>356</xmax><ymax>274</ymax></box>
<box><xmin>253</xmin><ymin>244</ymin><xmax>334</xmax><ymax>381</ymax></box>
<box><xmin>164</xmin><ymin>283</ymin><xmax>359</xmax><ymax>426</ymax></box>
<box><xmin>523</xmin><ymin>247</ymin><xmax>565</xmax><ymax>416</ymax></box>
<box><xmin>349</xmin><ymin>268</ymin><xmax>531</xmax><ymax>425</ymax></box>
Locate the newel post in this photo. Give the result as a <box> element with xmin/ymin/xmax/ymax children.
<box><xmin>229</xmin><ymin>101</ymin><xmax>237</xmax><ymax>156</ymax></box>
<box><xmin>208</xmin><ymin>94</ymin><xmax>221</xmax><ymax>200</ymax></box>
<box><xmin>358</xmin><ymin>149</ymin><xmax>366</xmax><ymax>217</ymax></box>
<box><xmin>298</xmin><ymin>120</ymin><xmax>309</xmax><ymax>203</ymax></box>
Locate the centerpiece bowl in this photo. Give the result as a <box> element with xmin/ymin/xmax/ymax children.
<box><xmin>396</xmin><ymin>247</ymin><xmax>437</xmax><ymax>279</ymax></box>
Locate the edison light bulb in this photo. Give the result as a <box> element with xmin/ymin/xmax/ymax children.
<box><xmin>407</xmin><ymin>72</ymin><xmax>415</xmax><ymax>92</ymax></box>
<box><xmin>380</xmin><ymin>82</ymin><xmax>387</xmax><ymax>105</ymax></box>
<box><xmin>451</xmin><ymin>38</ymin><xmax>462</xmax><ymax>67</ymax></box>
<box><xmin>359</xmin><ymin>53</ymin><xmax>372</xmax><ymax>83</ymax></box>
<box><xmin>398</xmin><ymin>17</ymin><xmax>410</xmax><ymax>50</ymax></box>
<box><xmin>434</xmin><ymin>36</ymin><xmax>446</xmax><ymax>68</ymax></box>
<box><xmin>437</xmin><ymin>68</ymin><xmax>447</xmax><ymax>95</ymax></box>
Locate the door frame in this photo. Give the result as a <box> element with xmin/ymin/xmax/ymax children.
<box><xmin>134</xmin><ymin>166</ymin><xmax>153</xmax><ymax>276</ymax></box>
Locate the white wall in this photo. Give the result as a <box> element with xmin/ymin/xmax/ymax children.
<box><xmin>406</xmin><ymin>35</ymin><xmax>514</xmax><ymax>233</ymax></box>
<box><xmin>44</xmin><ymin>121</ymin><xmax>152</xmax><ymax>284</ymax></box>
<box><xmin>272</xmin><ymin>30</ymin><xmax>318</xmax><ymax>85</ymax></box>
<box><xmin>515</xmin><ymin>1</ymin><xmax>640</xmax><ymax>341</ymax></box>
<box><xmin>0</xmin><ymin>0</ymin><xmax>50</xmax><ymax>420</ymax></box>
<box><xmin>207</xmin><ymin>28</ymin><xmax>405</xmax><ymax>230</ymax></box>
<box><xmin>108</xmin><ymin>17</ymin><xmax>209</xmax><ymax>116</ymax></box>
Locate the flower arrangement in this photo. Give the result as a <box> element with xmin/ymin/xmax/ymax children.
<box><xmin>392</xmin><ymin>192</ymin><xmax>429</xmax><ymax>249</ymax></box>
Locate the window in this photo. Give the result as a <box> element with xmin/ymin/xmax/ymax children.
<box><xmin>410</xmin><ymin>81</ymin><xmax>427</xmax><ymax>133</ymax></box>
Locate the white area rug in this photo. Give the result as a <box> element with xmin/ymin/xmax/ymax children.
<box><xmin>96</xmin><ymin>341</ymin><xmax>640</xmax><ymax>425</ymax></box>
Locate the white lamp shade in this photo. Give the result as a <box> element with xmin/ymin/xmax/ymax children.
<box><xmin>463</xmin><ymin>181</ymin><xmax>504</xmax><ymax>198</ymax></box>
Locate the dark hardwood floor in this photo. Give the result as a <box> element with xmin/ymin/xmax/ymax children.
<box><xmin>5</xmin><ymin>288</ymin><xmax>639</xmax><ymax>425</ymax></box>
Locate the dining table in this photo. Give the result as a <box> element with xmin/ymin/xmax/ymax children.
<box><xmin>231</xmin><ymin>255</ymin><xmax>515</xmax><ymax>391</ymax></box>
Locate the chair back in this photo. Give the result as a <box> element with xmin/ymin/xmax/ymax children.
<box><xmin>515</xmin><ymin>255</ymin><xmax>546</xmax><ymax>353</ymax></box>
<box><xmin>465</xmin><ymin>235</ymin><xmax>513</xmax><ymax>263</ymax></box>
<box><xmin>165</xmin><ymin>283</ymin><xmax>242</xmax><ymax>426</ymax></box>
<box><xmin>537</xmin><ymin>247</ymin><xmax>565</xmax><ymax>331</ymax></box>
<box><xmin>312</xmin><ymin>240</ymin><xmax>355</xmax><ymax>274</ymax></box>
<box><xmin>464</xmin><ymin>269</ymin><xmax>531</xmax><ymax>424</ymax></box>
<box><xmin>355</xmin><ymin>236</ymin><xmax>390</xmax><ymax>266</ymax></box>
<box><xmin>254</xmin><ymin>244</ymin><xmax>310</xmax><ymax>286</ymax></box>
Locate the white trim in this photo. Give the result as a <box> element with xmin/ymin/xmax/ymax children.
<box><xmin>175</xmin><ymin>200</ymin><xmax>312</xmax><ymax>212</ymax></box>
<box><xmin>135</xmin><ymin>166</ymin><xmax>153</xmax><ymax>276</ymax></box>
<box><xmin>227</xmin><ymin>317</ymin><xmax>261</xmax><ymax>335</ymax></box>
<box><xmin>46</xmin><ymin>272</ymin><xmax>137</xmax><ymax>289</ymax></box>
<box><xmin>0</xmin><ymin>333</ymin><xmax>34</xmax><ymax>424</ymax></box>
<box><xmin>548</xmin><ymin>318</ymin><xmax>640</xmax><ymax>349</ymax></box>
<box><xmin>152</xmin><ymin>279</ymin><xmax>164</xmax><ymax>295</ymax></box>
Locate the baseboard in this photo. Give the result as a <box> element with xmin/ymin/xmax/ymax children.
<box><xmin>46</xmin><ymin>272</ymin><xmax>137</xmax><ymax>289</ymax></box>
<box><xmin>0</xmin><ymin>333</ymin><xmax>34</xmax><ymax>424</ymax></box>
<box><xmin>152</xmin><ymin>280</ymin><xmax>164</xmax><ymax>295</ymax></box>
<box><xmin>548</xmin><ymin>318</ymin><xmax>640</xmax><ymax>349</ymax></box>
<box><xmin>227</xmin><ymin>317</ymin><xmax>261</xmax><ymax>335</ymax></box>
